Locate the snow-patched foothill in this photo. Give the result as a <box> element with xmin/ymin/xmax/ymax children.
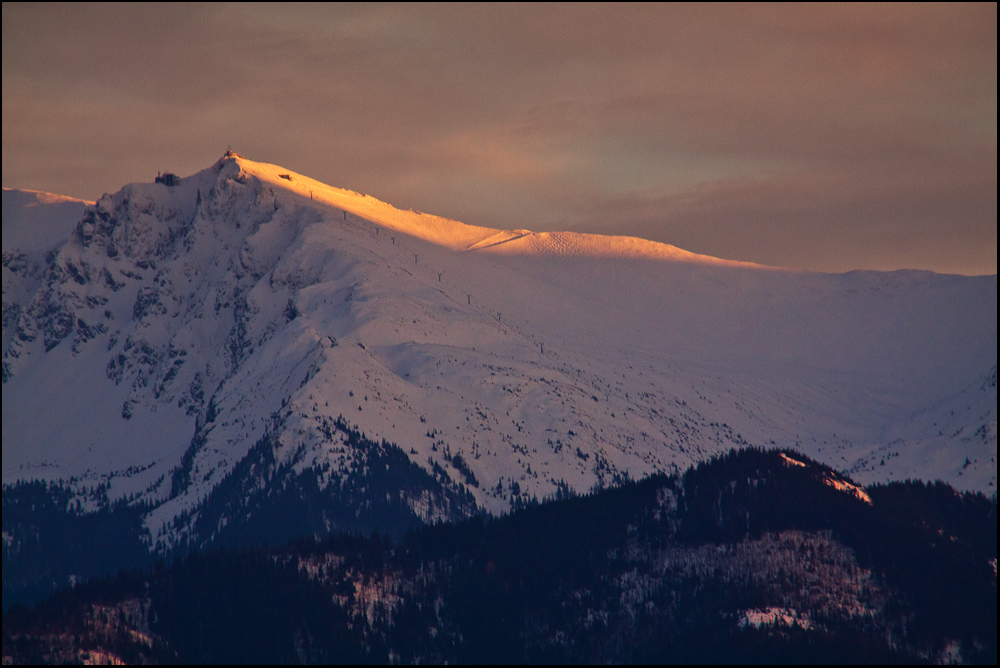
<box><xmin>2</xmin><ymin>154</ymin><xmax>996</xmax><ymax>547</ymax></box>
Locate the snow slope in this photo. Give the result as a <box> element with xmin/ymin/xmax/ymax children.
<box><xmin>2</xmin><ymin>155</ymin><xmax>995</xmax><ymax>546</ymax></box>
<box><xmin>2</xmin><ymin>189</ymin><xmax>93</xmax><ymax>252</ymax></box>
<box><xmin>2</xmin><ymin>189</ymin><xmax>92</xmax><ymax>356</ymax></box>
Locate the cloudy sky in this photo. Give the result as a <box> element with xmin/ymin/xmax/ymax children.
<box><xmin>3</xmin><ymin>3</ymin><xmax>995</xmax><ymax>274</ymax></box>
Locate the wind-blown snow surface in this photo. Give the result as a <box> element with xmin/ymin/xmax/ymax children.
<box><xmin>2</xmin><ymin>156</ymin><xmax>996</xmax><ymax>546</ymax></box>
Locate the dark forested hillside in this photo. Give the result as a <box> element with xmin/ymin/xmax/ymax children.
<box><xmin>2</xmin><ymin>418</ymin><xmax>478</xmax><ymax>612</ymax></box>
<box><xmin>1</xmin><ymin>481</ymin><xmax>155</xmax><ymax>612</ymax></box>
<box><xmin>3</xmin><ymin>448</ymin><xmax>996</xmax><ymax>664</ymax></box>
<box><xmin>172</xmin><ymin>416</ymin><xmax>479</xmax><ymax>552</ymax></box>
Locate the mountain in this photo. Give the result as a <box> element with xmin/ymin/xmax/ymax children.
<box><xmin>2</xmin><ymin>153</ymin><xmax>996</xmax><ymax>605</ymax></box>
<box><xmin>3</xmin><ymin>449</ymin><xmax>995</xmax><ymax>664</ymax></box>
<box><xmin>2</xmin><ymin>189</ymin><xmax>92</xmax><ymax>357</ymax></box>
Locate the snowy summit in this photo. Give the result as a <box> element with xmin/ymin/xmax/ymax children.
<box><xmin>2</xmin><ymin>153</ymin><xmax>996</xmax><ymax>547</ymax></box>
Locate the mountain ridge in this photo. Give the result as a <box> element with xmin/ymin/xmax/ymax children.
<box><xmin>2</xmin><ymin>153</ymin><xmax>995</xmax><ymax>590</ymax></box>
<box><xmin>224</xmin><ymin>155</ymin><xmax>774</xmax><ymax>267</ymax></box>
<box><xmin>4</xmin><ymin>448</ymin><xmax>995</xmax><ymax>664</ymax></box>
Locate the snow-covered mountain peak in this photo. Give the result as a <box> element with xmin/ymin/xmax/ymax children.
<box><xmin>230</xmin><ymin>154</ymin><xmax>773</xmax><ymax>269</ymax></box>
<box><xmin>225</xmin><ymin>154</ymin><xmax>499</xmax><ymax>253</ymax></box>
<box><xmin>2</xmin><ymin>154</ymin><xmax>995</xmax><ymax>550</ymax></box>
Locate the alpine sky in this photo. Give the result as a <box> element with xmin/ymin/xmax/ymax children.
<box><xmin>2</xmin><ymin>3</ymin><xmax>996</xmax><ymax>275</ymax></box>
